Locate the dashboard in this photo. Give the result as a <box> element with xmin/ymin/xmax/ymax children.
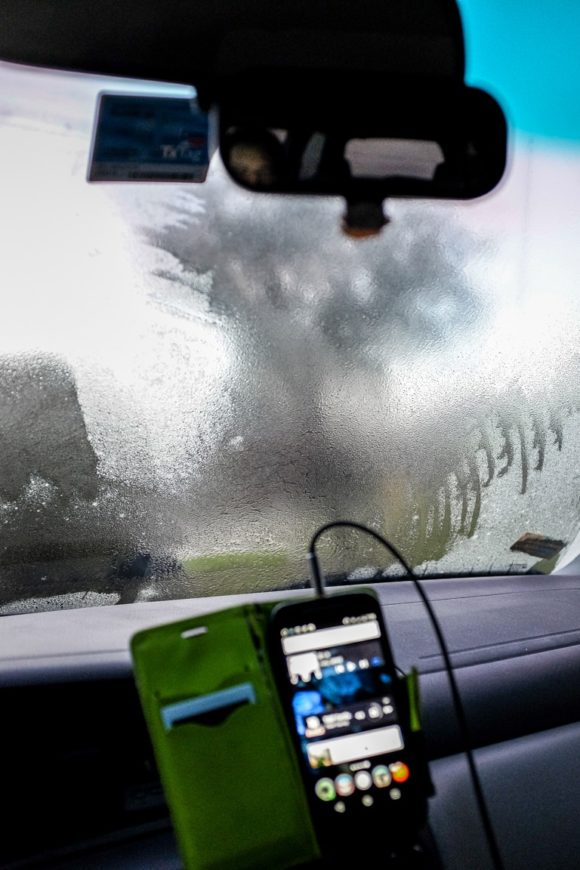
<box><xmin>2</xmin><ymin>573</ymin><xmax>580</xmax><ymax>868</ymax></box>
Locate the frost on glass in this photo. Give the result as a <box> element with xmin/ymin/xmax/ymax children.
<box><xmin>1</xmin><ymin>63</ymin><xmax>580</xmax><ymax>614</ymax></box>
<box><xmin>135</xmin><ymin>172</ymin><xmax>580</xmax><ymax>594</ymax></box>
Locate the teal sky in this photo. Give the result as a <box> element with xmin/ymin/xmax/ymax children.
<box><xmin>460</xmin><ymin>0</ymin><xmax>580</xmax><ymax>141</ymax></box>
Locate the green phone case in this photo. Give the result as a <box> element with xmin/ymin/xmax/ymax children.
<box><xmin>131</xmin><ymin>603</ymin><xmax>320</xmax><ymax>870</ymax></box>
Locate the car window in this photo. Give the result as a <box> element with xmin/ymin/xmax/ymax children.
<box><xmin>1</xmin><ymin>1</ymin><xmax>580</xmax><ymax>613</ymax></box>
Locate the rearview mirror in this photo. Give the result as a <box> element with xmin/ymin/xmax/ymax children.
<box><xmin>218</xmin><ymin>72</ymin><xmax>507</xmax><ymax>202</ymax></box>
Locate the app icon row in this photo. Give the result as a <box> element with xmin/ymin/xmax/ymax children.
<box><xmin>314</xmin><ymin>761</ymin><xmax>409</xmax><ymax>801</ymax></box>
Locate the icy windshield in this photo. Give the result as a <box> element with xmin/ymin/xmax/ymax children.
<box><xmin>1</xmin><ymin>4</ymin><xmax>580</xmax><ymax>613</ymax></box>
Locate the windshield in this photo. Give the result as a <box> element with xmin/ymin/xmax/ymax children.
<box><xmin>1</xmin><ymin>3</ymin><xmax>580</xmax><ymax>614</ymax></box>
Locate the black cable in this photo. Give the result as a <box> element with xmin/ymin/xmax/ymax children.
<box><xmin>308</xmin><ymin>520</ymin><xmax>504</xmax><ymax>870</ymax></box>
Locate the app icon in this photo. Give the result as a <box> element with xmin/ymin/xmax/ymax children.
<box><xmin>372</xmin><ymin>765</ymin><xmax>392</xmax><ymax>788</ymax></box>
<box><xmin>354</xmin><ymin>770</ymin><xmax>372</xmax><ymax>791</ymax></box>
<box><xmin>335</xmin><ymin>774</ymin><xmax>355</xmax><ymax>797</ymax></box>
<box><xmin>315</xmin><ymin>778</ymin><xmax>336</xmax><ymax>802</ymax></box>
<box><xmin>389</xmin><ymin>761</ymin><xmax>410</xmax><ymax>783</ymax></box>
<box><xmin>368</xmin><ymin>703</ymin><xmax>383</xmax><ymax>720</ymax></box>
<box><xmin>362</xmin><ymin>795</ymin><xmax>374</xmax><ymax>807</ymax></box>
<box><xmin>334</xmin><ymin>801</ymin><xmax>346</xmax><ymax>813</ymax></box>
<box><xmin>389</xmin><ymin>788</ymin><xmax>402</xmax><ymax>801</ymax></box>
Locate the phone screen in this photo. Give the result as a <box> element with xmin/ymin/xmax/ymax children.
<box><xmin>272</xmin><ymin>595</ymin><xmax>417</xmax><ymax>827</ymax></box>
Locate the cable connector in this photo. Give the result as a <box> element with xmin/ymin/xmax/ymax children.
<box><xmin>307</xmin><ymin>551</ymin><xmax>326</xmax><ymax>598</ymax></box>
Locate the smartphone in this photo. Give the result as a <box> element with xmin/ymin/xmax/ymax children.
<box><xmin>268</xmin><ymin>591</ymin><xmax>428</xmax><ymax>858</ymax></box>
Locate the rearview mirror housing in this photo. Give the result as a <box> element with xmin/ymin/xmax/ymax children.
<box><xmin>218</xmin><ymin>70</ymin><xmax>507</xmax><ymax>202</ymax></box>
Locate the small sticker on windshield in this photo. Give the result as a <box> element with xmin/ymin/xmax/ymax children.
<box><xmin>88</xmin><ymin>93</ymin><xmax>210</xmax><ymax>182</ymax></box>
<box><xmin>510</xmin><ymin>532</ymin><xmax>566</xmax><ymax>560</ymax></box>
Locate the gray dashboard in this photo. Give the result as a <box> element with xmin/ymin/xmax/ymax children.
<box><xmin>2</xmin><ymin>572</ymin><xmax>580</xmax><ymax>868</ymax></box>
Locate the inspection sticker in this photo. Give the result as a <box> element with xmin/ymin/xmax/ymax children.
<box><xmin>88</xmin><ymin>93</ymin><xmax>210</xmax><ymax>182</ymax></box>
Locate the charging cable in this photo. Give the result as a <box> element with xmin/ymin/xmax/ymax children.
<box><xmin>308</xmin><ymin>520</ymin><xmax>504</xmax><ymax>870</ymax></box>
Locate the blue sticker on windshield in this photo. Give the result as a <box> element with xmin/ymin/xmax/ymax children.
<box><xmin>88</xmin><ymin>93</ymin><xmax>210</xmax><ymax>182</ymax></box>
